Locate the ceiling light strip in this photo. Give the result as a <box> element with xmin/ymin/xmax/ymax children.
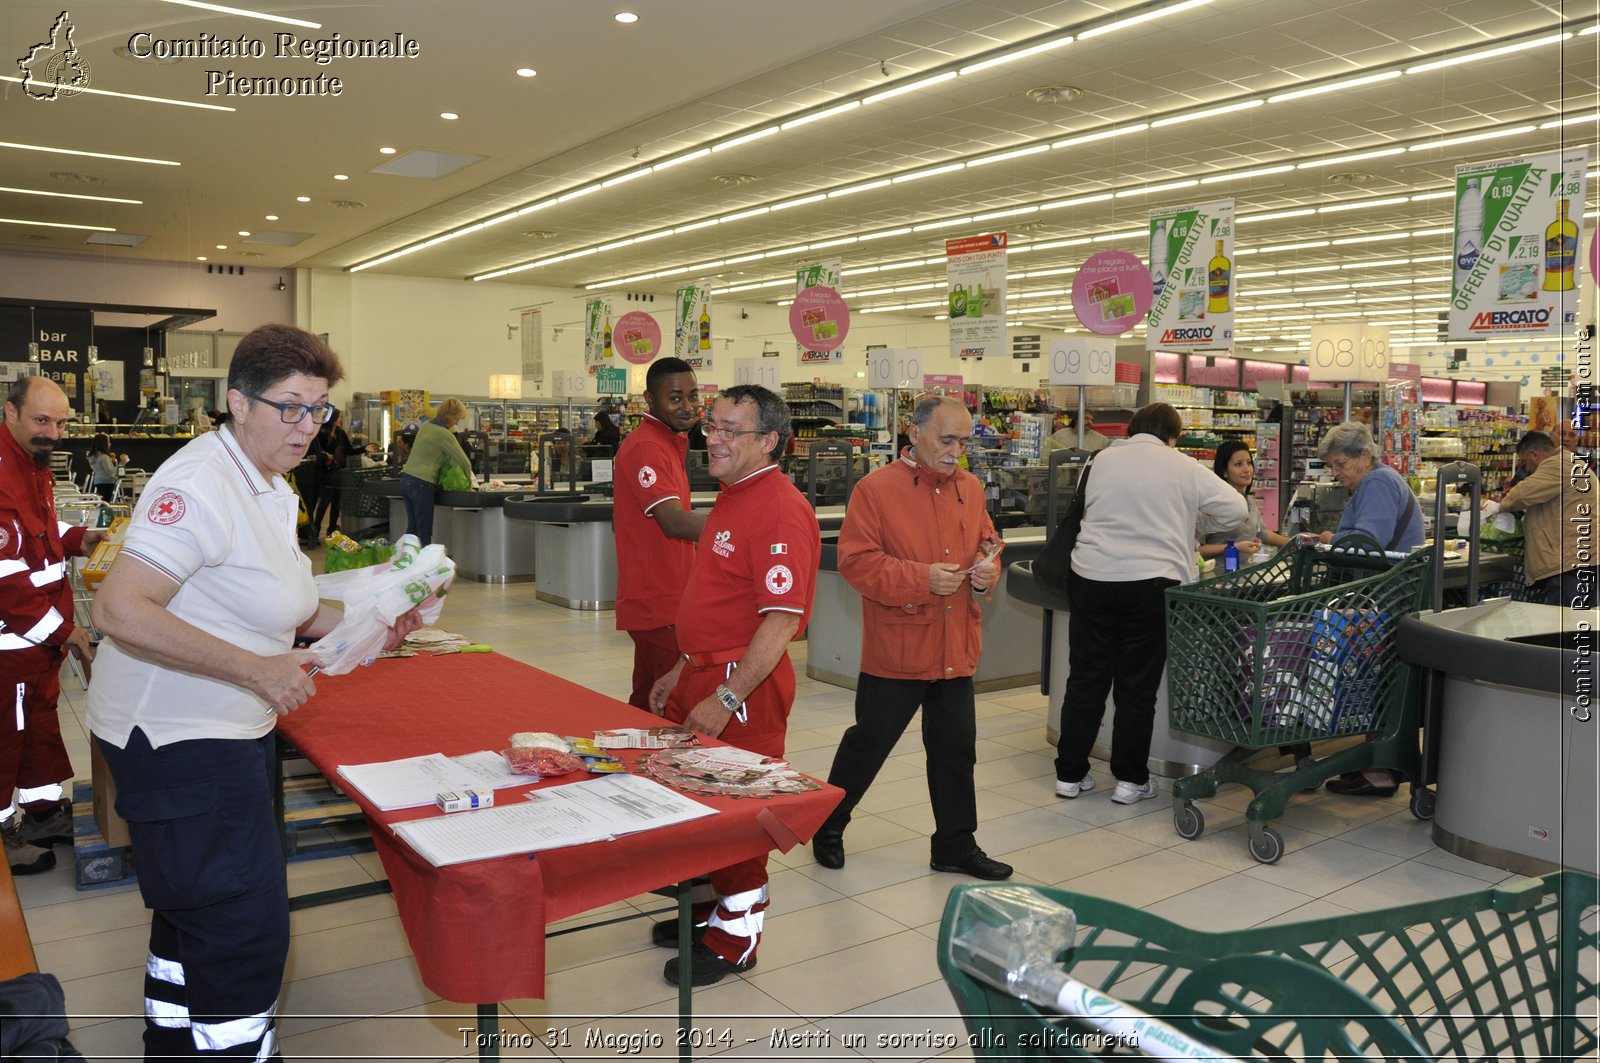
<box><xmin>0</xmin><ymin>217</ymin><xmax>116</xmax><ymax>231</ymax></box>
<box><xmin>1077</xmin><ymin>0</ymin><xmax>1214</xmax><ymax>40</ymax></box>
<box><xmin>0</xmin><ymin>141</ymin><xmax>179</xmax><ymax>166</ymax></box>
<box><xmin>0</xmin><ymin>185</ymin><xmax>142</xmax><ymax>204</ymax></box>
<box><xmin>0</xmin><ymin>75</ymin><xmax>235</xmax><ymax>111</ymax></box>
<box><xmin>155</xmin><ymin>0</ymin><xmax>321</xmax><ymax>29</ymax></box>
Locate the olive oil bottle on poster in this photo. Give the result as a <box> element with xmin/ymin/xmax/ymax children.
<box><xmin>674</xmin><ymin>282</ymin><xmax>713</xmax><ymax>370</ymax></box>
<box><xmin>1448</xmin><ymin>149</ymin><xmax>1587</xmax><ymax>342</ymax></box>
<box><xmin>1144</xmin><ymin>200</ymin><xmax>1233</xmax><ymax>354</ymax></box>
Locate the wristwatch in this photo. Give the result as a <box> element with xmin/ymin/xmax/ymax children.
<box><xmin>713</xmin><ymin>683</ymin><xmax>741</xmax><ymax>712</ymax></box>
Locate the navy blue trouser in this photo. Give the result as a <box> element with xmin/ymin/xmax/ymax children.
<box><xmin>97</xmin><ymin>729</ymin><xmax>287</xmax><ymax>1062</ymax></box>
<box><xmin>822</xmin><ymin>673</ymin><xmax>979</xmax><ymax>862</ymax></box>
<box><xmin>399</xmin><ymin>473</ymin><xmax>437</xmax><ymax>546</ymax></box>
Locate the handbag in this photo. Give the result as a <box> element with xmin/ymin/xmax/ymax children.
<box><xmin>1031</xmin><ymin>458</ymin><xmax>1093</xmax><ymax>603</ymax></box>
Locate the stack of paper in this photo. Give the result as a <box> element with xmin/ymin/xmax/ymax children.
<box><xmin>336</xmin><ymin>750</ymin><xmax>526</xmax><ymax>811</ymax></box>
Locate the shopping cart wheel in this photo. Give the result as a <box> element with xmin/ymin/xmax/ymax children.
<box><xmin>1173</xmin><ymin>801</ymin><xmax>1204</xmax><ymax>840</ymax></box>
<box><xmin>1247</xmin><ymin>824</ymin><xmax>1284</xmax><ymax>865</ymax></box>
<box><xmin>1409</xmin><ymin>786</ymin><xmax>1436</xmax><ymax>821</ymax></box>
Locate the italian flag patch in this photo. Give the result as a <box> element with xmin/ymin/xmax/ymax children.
<box><xmin>770</xmin><ymin>543</ymin><xmax>788</xmax><ymax>554</ymax></box>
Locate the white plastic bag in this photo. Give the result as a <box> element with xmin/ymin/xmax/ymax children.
<box><xmin>308</xmin><ymin>535</ymin><xmax>456</xmax><ymax>674</ymax></box>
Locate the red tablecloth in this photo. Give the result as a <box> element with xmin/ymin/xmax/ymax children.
<box><xmin>276</xmin><ymin>652</ymin><xmax>841</xmax><ymax>1004</ymax></box>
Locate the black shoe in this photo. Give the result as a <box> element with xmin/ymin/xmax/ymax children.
<box><xmin>3</xmin><ymin>817</ymin><xmax>56</xmax><ymax>876</ymax></box>
<box><xmin>812</xmin><ymin>828</ymin><xmax>844</xmax><ymax>870</ymax></box>
<box><xmin>650</xmin><ymin>918</ymin><xmax>707</xmax><ymax>950</ymax></box>
<box><xmin>1325</xmin><ymin>769</ymin><xmax>1397</xmax><ymax>798</ymax></box>
<box><xmin>930</xmin><ymin>847</ymin><xmax>1013</xmax><ymax>881</ymax></box>
<box><xmin>662</xmin><ymin>941</ymin><xmax>755</xmax><ymax>987</ymax></box>
<box><xmin>21</xmin><ymin>800</ymin><xmax>73</xmax><ymax>847</ymax></box>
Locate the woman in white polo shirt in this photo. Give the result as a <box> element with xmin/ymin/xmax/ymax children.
<box><xmin>88</xmin><ymin>324</ymin><xmax>417</xmax><ymax>1062</ymax></box>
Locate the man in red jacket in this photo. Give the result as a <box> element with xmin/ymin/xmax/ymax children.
<box><xmin>812</xmin><ymin>396</ymin><xmax>1012</xmax><ymax>879</ymax></box>
<box><xmin>0</xmin><ymin>376</ymin><xmax>103</xmax><ymax>874</ymax></box>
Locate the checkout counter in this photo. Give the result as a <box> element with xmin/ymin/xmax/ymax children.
<box><xmin>806</xmin><ymin>528</ymin><xmax>1049</xmax><ymax>693</ymax></box>
<box><xmin>1399</xmin><ymin>600</ymin><xmax>1597</xmax><ymax>875</ymax></box>
<box><xmin>363</xmin><ymin>478</ymin><xmax>538</xmax><ymax>583</ymax></box>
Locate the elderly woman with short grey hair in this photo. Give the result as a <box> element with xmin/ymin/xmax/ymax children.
<box><xmin>1316</xmin><ymin>420</ymin><xmax>1423</xmax><ymax>553</ymax></box>
<box><xmin>1315</xmin><ymin>420</ymin><xmax>1424</xmax><ymax>799</ymax></box>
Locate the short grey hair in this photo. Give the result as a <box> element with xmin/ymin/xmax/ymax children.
<box><xmin>910</xmin><ymin>395</ymin><xmax>964</xmax><ymax>427</ymax></box>
<box><xmin>720</xmin><ymin>384</ymin><xmax>790</xmax><ymax>460</ymax></box>
<box><xmin>1318</xmin><ymin>420</ymin><xmax>1379</xmax><ymax>463</ymax></box>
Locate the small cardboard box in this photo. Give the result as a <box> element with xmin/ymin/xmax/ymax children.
<box><xmin>89</xmin><ymin>737</ymin><xmax>131</xmax><ymax>849</ymax></box>
<box><xmin>81</xmin><ymin>516</ymin><xmax>130</xmax><ymax>591</ymax></box>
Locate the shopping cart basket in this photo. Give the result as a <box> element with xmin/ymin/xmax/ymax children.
<box><xmin>939</xmin><ymin>871</ymin><xmax>1597</xmax><ymax>1061</ymax></box>
<box><xmin>1164</xmin><ymin>535</ymin><xmax>1434</xmax><ymax>863</ymax></box>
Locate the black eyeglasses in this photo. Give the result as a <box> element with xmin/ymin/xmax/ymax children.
<box><xmin>251</xmin><ymin>396</ymin><xmax>335</xmax><ymax>425</ymax></box>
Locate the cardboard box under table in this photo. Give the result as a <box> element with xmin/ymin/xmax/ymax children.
<box><xmin>275</xmin><ymin>652</ymin><xmax>841</xmax><ymax>1058</ymax></box>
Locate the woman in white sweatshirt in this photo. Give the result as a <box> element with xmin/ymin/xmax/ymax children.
<box><xmin>1053</xmin><ymin>402</ymin><xmax>1249</xmax><ymax>806</ymax></box>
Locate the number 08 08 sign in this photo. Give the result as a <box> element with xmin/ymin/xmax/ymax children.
<box><xmin>1047</xmin><ymin>338</ymin><xmax>1115</xmax><ymax>386</ymax></box>
<box><xmin>1308</xmin><ymin>324</ymin><xmax>1389</xmax><ymax>383</ymax></box>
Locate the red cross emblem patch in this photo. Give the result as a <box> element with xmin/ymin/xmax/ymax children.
<box><xmin>638</xmin><ymin>465</ymin><xmax>657</xmax><ymax>489</ymax></box>
<box><xmin>149</xmin><ymin>490</ymin><xmax>187</xmax><ymax>525</ymax></box>
<box><xmin>765</xmin><ymin>564</ymin><xmax>794</xmax><ymax>595</ymax></box>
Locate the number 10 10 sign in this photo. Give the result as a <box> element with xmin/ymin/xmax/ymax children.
<box><xmin>1048</xmin><ymin>338</ymin><xmax>1115</xmax><ymax>386</ymax></box>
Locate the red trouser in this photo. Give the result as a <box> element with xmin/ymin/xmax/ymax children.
<box><xmin>0</xmin><ymin>664</ymin><xmax>71</xmax><ymax>815</ymax></box>
<box><xmin>625</xmin><ymin>626</ymin><xmax>681</xmax><ymax>710</ymax></box>
<box><xmin>666</xmin><ymin>651</ymin><xmax>795</xmax><ymax>963</ymax></box>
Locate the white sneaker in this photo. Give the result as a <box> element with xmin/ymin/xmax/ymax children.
<box><xmin>1111</xmin><ymin>780</ymin><xmax>1158</xmax><ymax>805</ymax></box>
<box><xmin>1055</xmin><ymin>771</ymin><xmax>1095</xmax><ymax>799</ymax></box>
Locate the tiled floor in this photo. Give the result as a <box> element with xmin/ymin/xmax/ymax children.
<box><xmin>18</xmin><ymin>570</ymin><xmax>1553</xmax><ymax>1061</ymax></box>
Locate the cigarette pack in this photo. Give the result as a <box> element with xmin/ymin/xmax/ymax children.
<box><xmin>435</xmin><ymin>788</ymin><xmax>494</xmax><ymax>813</ymax></box>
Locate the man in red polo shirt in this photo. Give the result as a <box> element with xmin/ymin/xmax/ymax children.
<box><xmin>648</xmin><ymin>384</ymin><xmax>820</xmax><ymax>987</ymax></box>
<box><xmin>612</xmin><ymin>358</ymin><xmax>705</xmax><ymax>708</ymax></box>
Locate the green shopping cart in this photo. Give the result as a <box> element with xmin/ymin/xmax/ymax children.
<box><xmin>939</xmin><ymin>871</ymin><xmax>1597</xmax><ymax>1061</ymax></box>
<box><xmin>1163</xmin><ymin>536</ymin><xmax>1434</xmax><ymax>864</ymax></box>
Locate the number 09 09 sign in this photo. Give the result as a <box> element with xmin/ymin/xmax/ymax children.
<box><xmin>1047</xmin><ymin>338</ymin><xmax>1116</xmax><ymax>386</ymax></box>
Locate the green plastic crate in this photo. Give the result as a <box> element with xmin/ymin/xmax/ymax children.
<box><xmin>939</xmin><ymin>872</ymin><xmax>1598</xmax><ymax>1061</ymax></box>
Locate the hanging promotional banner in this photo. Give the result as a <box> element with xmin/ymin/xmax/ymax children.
<box><xmin>675</xmin><ymin>281</ymin><xmax>713</xmax><ymax>370</ymax></box>
<box><xmin>794</xmin><ymin>261</ymin><xmax>846</xmax><ymax>365</ymax></box>
<box><xmin>613</xmin><ymin>311</ymin><xmax>661</xmax><ymax>365</ymax></box>
<box><xmin>583</xmin><ymin>296</ymin><xmax>614</xmax><ymax>372</ymax></box>
<box><xmin>1449</xmin><ymin>148</ymin><xmax>1587</xmax><ymax>341</ymax></box>
<box><xmin>1070</xmin><ymin>249</ymin><xmax>1153</xmax><ymax>335</ymax></box>
<box><xmin>1145</xmin><ymin>200</ymin><xmax>1233</xmax><ymax>354</ymax></box>
<box><xmin>945</xmin><ymin>232</ymin><xmax>1008</xmax><ymax>359</ymax></box>
<box><xmin>519</xmin><ymin>308</ymin><xmax>543</xmax><ymax>382</ymax></box>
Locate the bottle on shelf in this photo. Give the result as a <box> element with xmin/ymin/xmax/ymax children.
<box><xmin>1150</xmin><ymin>220</ymin><xmax>1170</xmax><ymax>299</ymax></box>
<box><xmin>1544</xmin><ymin>198</ymin><xmax>1577</xmax><ymax>292</ymax></box>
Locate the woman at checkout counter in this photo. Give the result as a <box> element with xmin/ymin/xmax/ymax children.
<box><xmin>400</xmin><ymin>397</ymin><xmax>473</xmax><ymax>547</ymax></box>
<box><xmin>1198</xmin><ymin>441</ymin><xmax>1291</xmax><ymax>561</ymax></box>
<box><xmin>1315</xmin><ymin>420</ymin><xmax>1424</xmax><ymax>798</ymax></box>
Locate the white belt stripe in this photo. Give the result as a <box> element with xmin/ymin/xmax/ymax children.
<box><xmin>29</xmin><ymin>561</ymin><xmax>65</xmax><ymax>587</ymax></box>
<box><xmin>13</xmin><ymin>683</ymin><xmax>21</xmax><ymax>731</ymax></box>
<box><xmin>0</xmin><ymin>633</ymin><xmax>37</xmax><ymax>652</ymax></box>
<box><xmin>147</xmin><ymin>953</ymin><xmax>186</xmax><ymax>986</ymax></box>
<box><xmin>0</xmin><ymin>560</ymin><xmax>28</xmax><ymax>579</ymax></box>
<box><xmin>145</xmin><ymin>997</ymin><xmax>190</xmax><ymax>1028</ymax></box>
<box><xmin>21</xmin><ymin>609</ymin><xmax>63</xmax><ymax>644</ymax></box>
<box><xmin>0</xmin><ymin>803</ymin><xmax>15</xmax><ymax>823</ymax></box>
<box><xmin>192</xmin><ymin>1003</ymin><xmax>277</xmax><ymax>1051</ymax></box>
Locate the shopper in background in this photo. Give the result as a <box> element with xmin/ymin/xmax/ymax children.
<box><xmin>613</xmin><ymin>357</ymin><xmax>706</xmax><ymax>709</ymax></box>
<box><xmin>292</xmin><ymin>420</ymin><xmax>326</xmax><ymax>548</ymax></box>
<box><xmin>1199</xmin><ymin>440</ymin><xmax>1291</xmax><ymax>562</ymax></box>
<box><xmin>388</xmin><ymin>427</ymin><xmax>415</xmax><ymax>468</ymax></box>
<box><xmin>1499</xmin><ymin>430</ymin><xmax>1599</xmax><ymax>609</ymax></box>
<box><xmin>1054</xmin><ymin>402</ymin><xmax>1248</xmax><ymax>806</ymax></box>
<box><xmin>88</xmin><ymin>432</ymin><xmax>126</xmax><ymax>502</ymax></box>
<box><xmin>312</xmin><ymin>408</ymin><xmax>353</xmax><ymax>541</ymax></box>
<box><xmin>400</xmin><ymin>397</ymin><xmax>473</xmax><ymax>546</ymax></box>
<box><xmin>588</xmin><ymin>410</ymin><xmax>622</xmax><ymax>458</ymax></box>
<box><xmin>1043</xmin><ymin>407</ymin><xmax>1111</xmax><ymax>456</ymax></box>
<box><xmin>88</xmin><ymin>324</ymin><xmax>424</xmax><ymax>1060</ymax></box>
<box><xmin>0</xmin><ymin>376</ymin><xmax>106</xmax><ymax>875</ymax></box>
<box><xmin>1315</xmin><ymin>421</ymin><xmax>1423</xmax><ymax>553</ymax></box>
<box><xmin>1315</xmin><ymin>420</ymin><xmax>1424</xmax><ymax>798</ymax></box>
<box><xmin>813</xmin><ymin>396</ymin><xmax>1011</xmax><ymax>880</ymax></box>
<box><xmin>647</xmin><ymin>384</ymin><xmax>819</xmax><ymax>988</ymax></box>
